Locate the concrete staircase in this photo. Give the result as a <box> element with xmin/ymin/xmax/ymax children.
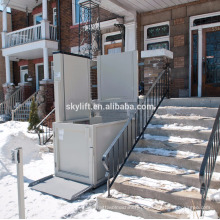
<box><xmin>97</xmin><ymin>98</ymin><xmax>220</xmax><ymax>219</ymax></box>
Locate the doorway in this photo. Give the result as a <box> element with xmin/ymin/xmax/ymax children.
<box><xmin>190</xmin><ymin>12</ymin><xmax>220</xmax><ymax>97</ymax></box>
<box><xmin>20</xmin><ymin>65</ymin><xmax>28</xmax><ymax>83</ymax></box>
<box><xmin>35</xmin><ymin>63</ymin><xmax>44</xmax><ymax>91</ymax></box>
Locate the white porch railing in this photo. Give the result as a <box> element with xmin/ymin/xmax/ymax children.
<box><xmin>50</xmin><ymin>25</ymin><xmax>57</xmax><ymax>41</ymax></box>
<box><xmin>5</xmin><ymin>24</ymin><xmax>57</xmax><ymax>48</ymax></box>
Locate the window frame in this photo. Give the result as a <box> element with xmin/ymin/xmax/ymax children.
<box><xmin>72</xmin><ymin>0</ymin><xmax>80</xmax><ymax>25</ymax></box>
<box><xmin>144</xmin><ymin>21</ymin><xmax>170</xmax><ymax>51</ymax></box>
<box><xmin>53</xmin><ymin>7</ymin><xmax>57</xmax><ymax>26</ymax></box>
<box><xmin>34</xmin><ymin>12</ymin><xmax>43</xmax><ymax>25</ymax></box>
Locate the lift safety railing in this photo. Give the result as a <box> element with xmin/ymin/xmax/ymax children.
<box><xmin>36</xmin><ymin>108</ymin><xmax>55</xmax><ymax>145</ymax></box>
<box><xmin>200</xmin><ymin>106</ymin><xmax>220</xmax><ymax>217</ymax></box>
<box><xmin>102</xmin><ymin>67</ymin><xmax>170</xmax><ymax>197</ymax></box>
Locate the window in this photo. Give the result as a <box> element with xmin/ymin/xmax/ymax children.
<box><xmin>20</xmin><ymin>66</ymin><xmax>28</xmax><ymax>83</ymax></box>
<box><xmin>72</xmin><ymin>0</ymin><xmax>89</xmax><ymax>25</ymax></box>
<box><xmin>103</xmin><ymin>32</ymin><xmax>123</xmax><ymax>55</ymax></box>
<box><xmin>34</xmin><ymin>13</ymin><xmax>43</xmax><ymax>25</ymax></box>
<box><xmin>73</xmin><ymin>0</ymin><xmax>80</xmax><ymax>24</ymax></box>
<box><xmin>144</xmin><ymin>22</ymin><xmax>170</xmax><ymax>51</ymax></box>
<box><xmin>193</xmin><ymin>15</ymin><xmax>220</xmax><ymax>26</ymax></box>
<box><xmin>53</xmin><ymin>8</ymin><xmax>57</xmax><ymax>26</ymax></box>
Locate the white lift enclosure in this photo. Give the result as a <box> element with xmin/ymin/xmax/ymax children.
<box><xmin>30</xmin><ymin>52</ymin><xmax>139</xmax><ymax>200</ymax></box>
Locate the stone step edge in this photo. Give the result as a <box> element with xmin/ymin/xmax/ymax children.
<box><xmin>96</xmin><ymin>195</ymin><xmax>185</xmax><ymax>219</ymax></box>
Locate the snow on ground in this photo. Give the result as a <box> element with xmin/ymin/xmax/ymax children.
<box><xmin>144</xmin><ymin>134</ymin><xmax>207</xmax><ymax>144</ymax></box>
<box><xmin>0</xmin><ymin>121</ymin><xmax>140</xmax><ymax>219</ymax></box>
<box><xmin>119</xmin><ymin>175</ymin><xmax>199</xmax><ymax>193</ymax></box>
<box><xmin>132</xmin><ymin>161</ymin><xmax>197</xmax><ymax>175</ymax></box>
<box><xmin>133</xmin><ymin>147</ymin><xmax>202</xmax><ymax>159</ymax></box>
<box><xmin>148</xmin><ymin>123</ymin><xmax>210</xmax><ymax>131</ymax></box>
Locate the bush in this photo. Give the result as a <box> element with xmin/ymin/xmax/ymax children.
<box><xmin>28</xmin><ymin>97</ymin><xmax>40</xmax><ymax>131</ymax></box>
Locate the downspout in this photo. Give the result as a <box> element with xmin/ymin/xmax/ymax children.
<box><xmin>58</xmin><ymin>0</ymin><xmax>61</xmax><ymax>51</ymax></box>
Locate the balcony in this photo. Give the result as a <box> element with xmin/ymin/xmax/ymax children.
<box><xmin>2</xmin><ymin>22</ymin><xmax>58</xmax><ymax>60</ymax></box>
<box><xmin>5</xmin><ymin>24</ymin><xmax>57</xmax><ymax>48</ymax></box>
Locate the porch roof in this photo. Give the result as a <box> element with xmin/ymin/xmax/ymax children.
<box><xmin>100</xmin><ymin>0</ymin><xmax>199</xmax><ymax>20</ymax></box>
<box><xmin>0</xmin><ymin>0</ymin><xmax>42</xmax><ymax>13</ymax></box>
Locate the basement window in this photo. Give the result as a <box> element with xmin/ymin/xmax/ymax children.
<box><xmin>144</xmin><ymin>21</ymin><xmax>170</xmax><ymax>51</ymax></box>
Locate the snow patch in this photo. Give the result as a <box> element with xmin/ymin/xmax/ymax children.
<box><xmin>132</xmin><ymin>161</ymin><xmax>196</xmax><ymax>175</ymax></box>
<box><xmin>144</xmin><ymin>134</ymin><xmax>207</xmax><ymax>144</ymax></box>
<box><xmin>133</xmin><ymin>147</ymin><xmax>202</xmax><ymax>159</ymax></box>
<box><xmin>119</xmin><ymin>175</ymin><xmax>199</xmax><ymax>193</ymax></box>
<box><xmin>148</xmin><ymin>123</ymin><xmax>210</xmax><ymax>131</ymax></box>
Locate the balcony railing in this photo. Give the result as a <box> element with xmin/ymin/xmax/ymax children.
<box><xmin>5</xmin><ymin>24</ymin><xmax>57</xmax><ymax>48</ymax></box>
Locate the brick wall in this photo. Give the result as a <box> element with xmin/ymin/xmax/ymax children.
<box><xmin>138</xmin><ymin>0</ymin><xmax>220</xmax><ymax>98</ymax></box>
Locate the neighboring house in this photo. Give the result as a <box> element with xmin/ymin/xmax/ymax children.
<box><xmin>0</xmin><ymin>0</ymin><xmax>220</xmax><ymax>108</ymax></box>
<box><xmin>0</xmin><ymin>7</ymin><xmax>11</xmax><ymax>98</ymax></box>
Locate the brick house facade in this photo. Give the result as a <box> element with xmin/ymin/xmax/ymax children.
<box><xmin>1</xmin><ymin>0</ymin><xmax>220</xmax><ymax>105</ymax></box>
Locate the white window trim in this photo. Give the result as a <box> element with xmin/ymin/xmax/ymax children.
<box><xmin>72</xmin><ymin>0</ymin><xmax>82</xmax><ymax>25</ymax></box>
<box><xmin>189</xmin><ymin>11</ymin><xmax>220</xmax><ymax>97</ymax></box>
<box><xmin>144</xmin><ymin>21</ymin><xmax>170</xmax><ymax>51</ymax></box>
<box><xmin>51</xmin><ymin>61</ymin><xmax>54</xmax><ymax>80</ymax></box>
<box><xmin>53</xmin><ymin>8</ymin><xmax>57</xmax><ymax>26</ymax></box>
<box><xmin>35</xmin><ymin>63</ymin><xmax>44</xmax><ymax>91</ymax></box>
<box><xmin>20</xmin><ymin>65</ymin><xmax>28</xmax><ymax>83</ymax></box>
<box><xmin>102</xmin><ymin>31</ymin><xmax>122</xmax><ymax>54</ymax></box>
<box><xmin>34</xmin><ymin>12</ymin><xmax>43</xmax><ymax>25</ymax></box>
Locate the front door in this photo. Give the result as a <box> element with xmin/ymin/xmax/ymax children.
<box><xmin>36</xmin><ymin>64</ymin><xmax>44</xmax><ymax>91</ymax></box>
<box><xmin>202</xmin><ymin>28</ymin><xmax>220</xmax><ymax>97</ymax></box>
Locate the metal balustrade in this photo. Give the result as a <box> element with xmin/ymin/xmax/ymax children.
<box><xmin>12</xmin><ymin>92</ymin><xmax>38</xmax><ymax>122</ymax></box>
<box><xmin>0</xmin><ymin>89</ymin><xmax>4</xmax><ymax>103</ymax></box>
<box><xmin>200</xmin><ymin>106</ymin><xmax>220</xmax><ymax>217</ymax></box>
<box><xmin>102</xmin><ymin>68</ymin><xmax>170</xmax><ymax>197</ymax></box>
<box><xmin>5</xmin><ymin>24</ymin><xmax>57</xmax><ymax>48</ymax></box>
<box><xmin>0</xmin><ymin>87</ymin><xmax>23</xmax><ymax>120</ymax></box>
<box><xmin>36</xmin><ymin>108</ymin><xmax>55</xmax><ymax>145</ymax></box>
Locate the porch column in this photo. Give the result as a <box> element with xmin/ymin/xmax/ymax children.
<box><xmin>42</xmin><ymin>0</ymin><xmax>48</xmax><ymax>20</ymax></box>
<box><xmin>5</xmin><ymin>55</ymin><xmax>10</xmax><ymax>84</ymax></box>
<box><xmin>198</xmin><ymin>28</ymin><xmax>202</xmax><ymax>97</ymax></box>
<box><xmin>43</xmin><ymin>48</ymin><xmax>49</xmax><ymax>80</ymax></box>
<box><xmin>125</xmin><ymin>22</ymin><xmax>137</xmax><ymax>52</ymax></box>
<box><xmin>1</xmin><ymin>5</ymin><xmax>7</xmax><ymax>48</ymax></box>
<box><xmin>41</xmin><ymin>0</ymin><xmax>50</xmax><ymax>39</ymax></box>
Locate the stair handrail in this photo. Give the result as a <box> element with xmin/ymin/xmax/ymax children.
<box><xmin>0</xmin><ymin>87</ymin><xmax>23</xmax><ymax>116</ymax></box>
<box><xmin>102</xmin><ymin>67</ymin><xmax>170</xmax><ymax>197</ymax></box>
<box><xmin>199</xmin><ymin>105</ymin><xmax>220</xmax><ymax>217</ymax></box>
<box><xmin>36</xmin><ymin>108</ymin><xmax>55</xmax><ymax>145</ymax></box>
<box><xmin>12</xmin><ymin>91</ymin><xmax>38</xmax><ymax>121</ymax></box>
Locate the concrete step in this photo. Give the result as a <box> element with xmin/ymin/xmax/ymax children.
<box><xmin>112</xmin><ymin>176</ymin><xmax>220</xmax><ymax>215</ymax></box>
<box><xmin>97</xmin><ymin>190</ymin><xmax>190</xmax><ymax>219</ymax></box>
<box><xmin>137</xmin><ymin>138</ymin><xmax>207</xmax><ymax>155</ymax></box>
<box><xmin>121</xmin><ymin>162</ymin><xmax>220</xmax><ymax>189</ymax></box>
<box><xmin>157</xmin><ymin>107</ymin><xmax>218</xmax><ymax>118</ymax></box>
<box><xmin>145</xmin><ymin>125</ymin><xmax>211</xmax><ymax>141</ymax></box>
<box><xmin>128</xmin><ymin>151</ymin><xmax>220</xmax><ymax>172</ymax></box>
<box><xmin>161</xmin><ymin>98</ymin><xmax>220</xmax><ymax>108</ymax></box>
<box><xmin>151</xmin><ymin>115</ymin><xmax>215</xmax><ymax>128</ymax></box>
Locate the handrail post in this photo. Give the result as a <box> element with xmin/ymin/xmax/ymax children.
<box><xmin>167</xmin><ymin>65</ymin><xmax>170</xmax><ymax>99</ymax></box>
<box><xmin>106</xmin><ymin>171</ymin><xmax>111</xmax><ymax>198</ymax></box>
<box><xmin>12</xmin><ymin>110</ymin><xmax>14</xmax><ymax>121</ymax></box>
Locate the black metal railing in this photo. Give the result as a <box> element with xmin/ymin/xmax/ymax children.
<box><xmin>36</xmin><ymin>108</ymin><xmax>55</xmax><ymax>145</ymax></box>
<box><xmin>102</xmin><ymin>68</ymin><xmax>170</xmax><ymax>197</ymax></box>
<box><xmin>0</xmin><ymin>90</ymin><xmax>4</xmax><ymax>103</ymax></box>
<box><xmin>199</xmin><ymin>106</ymin><xmax>220</xmax><ymax>217</ymax></box>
